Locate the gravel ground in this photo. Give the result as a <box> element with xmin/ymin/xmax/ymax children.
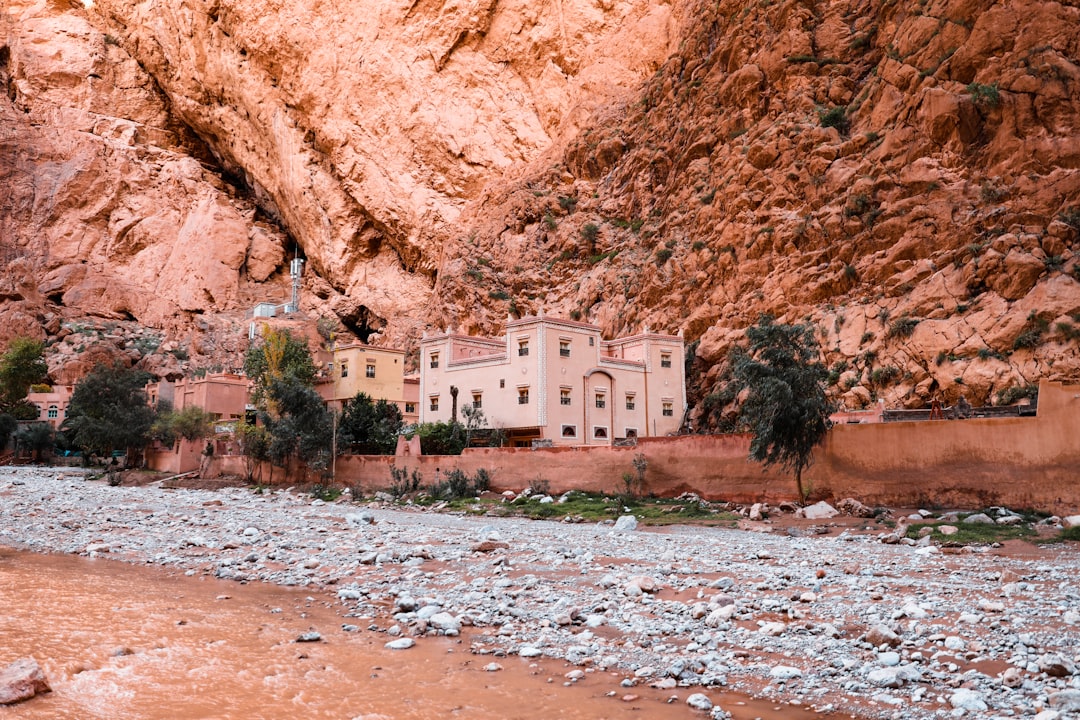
<box><xmin>3</xmin><ymin>466</ymin><xmax>1080</xmax><ymax>719</ymax></box>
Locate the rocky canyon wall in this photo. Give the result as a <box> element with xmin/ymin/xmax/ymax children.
<box><xmin>2</xmin><ymin>0</ymin><xmax>1079</xmax><ymax>416</ymax></box>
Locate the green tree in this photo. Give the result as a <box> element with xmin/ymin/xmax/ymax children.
<box><xmin>0</xmin><ymin>337</ymin><xmax>47</xmax><ymax>419</ymax></box>
<box><xmin>260</xmin><ymin>376</ymin><xmax>333</xmax><ymax>481</ymax></box>
<box><xmin>173</xmin><ymin>406</ymin><xmax>214</xmax><ymax>442</ymax></box>
<box><xmin>732</xmin><ymin>315</ymin><xmax>832</xmax><ymax>500</ymax></box>
<box><xmin>0</xmin><ymin>413</ymin><xmax>17</xmax><ymax>451</ymax></box>
<box><xmin>63</xmin><ymin>363</ymin><xmax>155</xmax><ymax>460</ymax></box>
<box><xmin>243</xmin><ymin>326</ymin><xmax>317</xmax><ymax>409</ymax></box>
<box><xmin>414</xmin><ymin>421</ymin><xmax>466</xmax><ymax>455</ymax></box>
<box><xmin>13</xmin><ymin>422</ymin><xmax>54</xmax><ymax>462</ymax></box>
<box><xmin>150</xmin><ymin>403</ymin><xmax>215</xmax><ymax>448</ymax></box>
<box><xmin>235</xmin><ymin>420</ymin><xmax>271</xmax><ymax>483</ymax></box>
<box><xmin>338</xmin><ymin>392</ymin><xmax>403</xmax><ymax>455</ymax></box>
<box><xmin>149</xmin><ymin>400</ymin><xmax>178</xmax><ymax>448</ymax></box>
<box><xmin>460</xmin><ymin>404</ymin><xmax>488</xmax><ymax>446</ymax></box>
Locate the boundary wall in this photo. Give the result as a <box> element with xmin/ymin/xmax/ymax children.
<box><xmin>205</xmin><ymin>380</ymin><xmax>1080</xmax><ymax>512</ymax></box>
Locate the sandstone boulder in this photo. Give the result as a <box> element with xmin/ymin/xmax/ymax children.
<box><xmin>0</xmin><ymin>658</ymin><xmax>51</xmax><ymax>705</ymax></box>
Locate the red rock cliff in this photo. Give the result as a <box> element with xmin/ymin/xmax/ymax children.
<box><xmin>1</xmin><ymin>0</ymin><xmax>1077</xmax><ymax>413</ymax></box>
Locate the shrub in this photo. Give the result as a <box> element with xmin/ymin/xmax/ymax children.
<box><xmin>996</xmin><ymin>384</ymin><xmax>1038</xmax><ymax>406</ymax></box>
<box><xmin>529</xmin><ymin>476</ymin><xmax>551</xmax><ymax>495</ymax></box>
<box><xmin>655</xmin><ymin>248</ymin><xmax>673</xmax><ymax>265</ymax></box>
<box><xmin>489</xmin><ymin>290</ymin><xmax>510</xmax><ymax>301</ymax></box>
<box><xmin>558</xmin><ymin>196</ymin><xmax>578</xmax><ymax>213</ymax></box>
<box><xmin>580</xmin><ymin>222</ymin><xmax>600</xmax><ymax>248</ymax></box>
<box><xmin>869</xmin><ymin>366</ymin><xmax>901</xmax><ymax>386</ymax></box>
<box><xmin>967</xmin><ymin>82</ymin><xmax>1001</xmax><ymax>108</ymax></box>
<box><xmin>428</xmin><ymin>467</ymin><xmax>492</xmax><ymax>500</ymax></box>
<box><xmin>543</xmin><ymin>213</ymin><xmax>557</xmax><ymax>230</ymax></box>
<box><xmin>1060</xmin><ymin>206</ymin><xmax>1080</xmax><ymax>231</ymax></box>
<box><xmin>887</xmin><ymin>317</ymin><xmax>920</xmax><ymax>339</ymax></box>
<box><xmin>1013</xmin><ymin>312</ymin><xmax>1048</xmax><ymax>350</ymax></box>
<box><xmin>388</xmin><ymin>465</ymin><xmax>423</xmax><ymax>497</ymax></box>
<box><xmin>818</xmin><ymin>105</ymin><xmax>849</xmax><ymax>133</ymax></box>
<box><xmin>309</xmin><ymin>484</ymin><xmax>342</xmax><ymax>502</ymax></box>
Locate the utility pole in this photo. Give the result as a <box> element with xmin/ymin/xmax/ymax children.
<box><xmin>331</xmin><ymin>408</ymin><xmax>338</xmax><ymax>484</ymax></box>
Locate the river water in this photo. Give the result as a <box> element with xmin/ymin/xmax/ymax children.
<box><xmin>0</xmin><ymin>548</ymin><xmax>827</xmax><ymax>720</ymax></box>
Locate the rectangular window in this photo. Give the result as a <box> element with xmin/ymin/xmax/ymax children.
<box><xmin>499</xmin><ymin>379</ymin><xmax>505</xmax><ymax>389</ymax></box>
<box><xmin>47</xmin><ymin>405</ymin><xmax>58</xmax><ymax>419</ymax></box>
<box><xmin>518</xmin><ymin>387</ymin><xmax>530</xmax><ymax>405</ymax></box>
<box><xmin>625</xmin><ymin>395</ymin><xmax>635</xmax><ymax>411</ymax></box>
<box><xmin>663</xmin><ymin>402</ymin><xmax>674</xmax><ymax>417</ymax></box>
<box><xmin>588</xmin><ymin>337</ymin><xmax>595</xmax><ymax>346</ymax></box>
<box><xmin>593</xmin><ymin>426</ymin><xmax>608</xmax><ymax>439</ymax></box>
<box><xmin>518</xmin><ymin>340</ymin><xmax>529</xmax><ymax>357</ymax></box>
<box><xmin>341</xmin><ymin>362</ymin><xmax>349</xmax><ymax>378</ymax></box>
<box><xmin>625</xmin><ymin>428</ymin><xmax>638</xmax><ymax>438</ymax></box>
<box><xmin>430</xmin><ymin>396</ymin><xmax>439</xmax><ymax>412</ymax></box>
<box><xmin>595</xmin><ymin>393</ymin><xmax>606</xmax><ymax>409</ymax></box>
<box><xmin>405</xmin><ymin>403</ymin><xmax>416</xmax><ymax>414</ymax></box>
<box><xmin>661</xmin><ymin>353</ymin><xmax>672</xmax><ymax>368</ymax></box>
<box><xmin>472</xmin><ymin>393</ymin><xmax>482</xmax><ymax>409</ymax></box>
<box><xmin>559</xmin><ymin>340</ymin><xmax>570</xmax><ymax>358</ymax></box>
<box><xmin>560</xmin><ymin>388</ymin><xmax>571</xmax><ymax>406</ymax></box>
<box><xmin>561</xmin><ymin>425</ymin><xmax>577</xmax><ymax>437</ymax></box>
<box><xmin>430</xmin><ymin>353</ymin><xmax>439</xmax><ymax>369</ymax></box>
<box><xmin>365</xmin><ymin>363</ymin><xmax>376</xmax><ymax>378</ymax></box>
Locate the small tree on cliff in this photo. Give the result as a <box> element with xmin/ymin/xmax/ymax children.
<box><xmin>732</xmin><ymin>315</ymin><xmax>832</xmax><ymax>501</ymax></box>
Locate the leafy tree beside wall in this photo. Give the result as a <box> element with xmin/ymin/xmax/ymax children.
<box><xmin>338</xmin><ymin>392</ymin><xmax>403</xmax><ymax>455</ymax></box>
<box><xmin>260</xmin><ymin>376</ymin><xmax>333</xmax><ymax>482</ymax></box>
<box><xmin>63</xmin><ymin>363</ymin><xmax>155</xmax><ymax>461</ymax></box>
<box><xmin>732</xmin><ymin>315</ymin><xmax>833</xmax><ymax>501</ymax></box>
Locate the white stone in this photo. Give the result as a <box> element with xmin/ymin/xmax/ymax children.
<box><xmin>799</xmin><ymin>501</ymin><xmax>839</xmax><ymax>519</ymax></box>
<box><xmin>770</xmin><ymin>665</ymin><xmax>802</xmax><ymax>680</ymax></box>
<box><xmin>519</xmin><ymin>646</ymin><xmax>543</xmax><ymax>658</ymax></box>
<box><xmin>962</xmin><ymin>513</ymin><xmax>994</xmax><ymax>524</ymax></box>
<box><xmin>686</xmin><ymin>693</ymin><xmax>713</xmax><ymax>711</ymax></box>
<box><xmin>385</xmin><ymin>638</ymin><xmax>415</xmax><ymax>650</ymax></box>
<box><xmin>943</xmin><ymin>636</ymin><xmax>966</xmax><ymax>651</ymax></box>
<box><xmin>949</xmin><ymin>689</ymin><xmax>987</xmax><ymax>711</ymax></box>
<box><xmin>612</xmin><ymin>515</ymin><xmax>638</xmax><ymax>532</ymax></box>
<box><xmin>429</xmin><ymin>612</ymin><xmax>461</xmax><ymax>632</ymax></box>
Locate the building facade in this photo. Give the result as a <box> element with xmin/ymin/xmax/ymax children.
<box><xmin>25</xmin><ymin>385</ymin><xmax>73</xmax><ymax>430</ymax></box>
<box><xmin>419</xmin><ymin>313</ymin><xmax>686</xmax><ymax>446</ymax></box>
<box><xmin>317</xmin><ymin>342</ymin><xmax>410</xmax><ymax>416</ymax></box>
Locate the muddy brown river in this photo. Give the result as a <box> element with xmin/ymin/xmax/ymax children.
<box><xmin>0</xmin><ymin>548</ymin><xmax>829</xmax><ymax>720</ymax></box>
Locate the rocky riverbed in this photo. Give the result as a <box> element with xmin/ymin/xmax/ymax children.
<box><xmin>2</xmin><ymin>466</ymin><xmax>1079</xmax><ymax>719</ymax></box>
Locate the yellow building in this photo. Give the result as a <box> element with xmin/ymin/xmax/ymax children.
<box><xmin>318</xmin><ymin>342</ymin><xmax>409</xmax><ymax>415</ymax></box>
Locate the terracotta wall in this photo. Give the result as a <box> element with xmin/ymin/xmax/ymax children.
<box><xmin>205</xmin><ymin>380</ymin><xmax>1080</xmax><ymax>512</ymax></box>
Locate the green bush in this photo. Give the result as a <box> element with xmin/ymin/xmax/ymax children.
<box><xmin>967</xmin><ymin>82</ymin><xmax>1001</xmax><ymax>108</ymax></box>
<box><xmin>995</xmin><ymin>384</ymin><xmax>1038</xmax><ymax>406</ymax></box>
<box><xmin>887</xmin><ymin>317</ymin><xmax>920</xmax><ymax>339</ymax></box>
<box><xmin>818</xmin><ymin>105</ymin><xmax>849</xmax><ymax>133</ymax></box>
<box><xmin>1013</xmin><ymin>313</ymin><xmax>1048</xmax><ymax>350</ymax></box>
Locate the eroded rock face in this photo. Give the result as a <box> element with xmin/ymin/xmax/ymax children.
<box><xmin>433</xmin><ymin>0</ymin><xmax>1080</xmax><ymax>413</ymax></box>
<box><xmin>0</xmin><ymin>0</ymin><xmax>292</xmax><ymax>346</ymax></box>
<box><xmin>2</xmin><ymin>0</ymin><xmax>1079</xmax><ymax>414</ymax></box>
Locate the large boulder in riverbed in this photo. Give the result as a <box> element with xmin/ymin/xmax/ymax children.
<box><xmin>0</xmin><ymin>657</ymin><xmax>51</xmax><ymax>705</ymax></box>
<box><xmin>798</xmin><ymin>501</ymin><xmax>839</xmax><ymax>520</ymax></box>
